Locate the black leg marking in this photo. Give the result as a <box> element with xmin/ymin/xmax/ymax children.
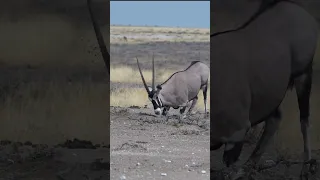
<box><xmin>162</xmin><ymin>106</ymin><xmax>170</xmax><ymax>116</ymax></box>
<box><xmin>202</xmin><ymin>83</ymin><xmax>208</xmax><ymax>114</ymax></box>
<box><xmin>211</xmin><ymin>142</ymin><xmax>223</xmax><ymax>151</ymax></box>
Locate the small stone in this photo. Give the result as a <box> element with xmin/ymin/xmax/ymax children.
<box><xmin>201</xmin><ymin>170</ymin><xmax>206</xmax><ymax>174</ymax></box>
<box><xmin>120</xmin><ymin>175</ymin><xmax>126</xmax><ymax>180</ymax></box>
<box><xmin>136</xmin><ymin>162</ymin><xmax>141</xmax><ymax>166</ymax></box>
<box><xmin>161</xmin><ymin>173</ymin><xmax>167</xmax><ymax>176</ymax></box>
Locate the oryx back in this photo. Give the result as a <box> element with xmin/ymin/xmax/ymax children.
<box><xmin>159</xmin><ymin>61</ymin><xmax>209</xmax><ymax>107</ymax></box>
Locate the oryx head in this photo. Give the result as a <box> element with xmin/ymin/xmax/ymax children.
<box><xmin>136</xmin><ymin>55</ymin><xmax>163</xmax><ymax>115</ymax></box>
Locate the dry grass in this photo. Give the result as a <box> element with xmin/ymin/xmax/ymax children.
<box><xmin>0</xmin><ymin>80</ymin><xmax>109</xmax><ymax>145</ymax></box>
<box><xmin>110</xmin><ymin>87</ymin><xmax>210</xmax><ymax>111</ymax></box>
<box><xmin>111</xmin><ymin>66</ymin><xmax>175</xmax><ymax>83</ymax></box>
<box><xmin>110</xmin><ymin>25</ymin><xmax>210</xmax><ymax>44</ymax></box>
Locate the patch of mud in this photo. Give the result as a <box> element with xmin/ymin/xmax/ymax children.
<box><xmin>114</xmin><ymin>142</ymin><xmax>147</xmax><ymax>152</ymax></box>
<box><xmin>170</xmin><ymin>125</ymin><xmax>204</xmax><ymax>136</ymax></box>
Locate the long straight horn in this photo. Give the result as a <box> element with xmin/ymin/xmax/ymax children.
<box><xmin>152</xmin><ymin>53</ymin><xmax>155</xmax><ymax>90</ymax></box>
<box><xmin>136</xmin><ymin>57</ymin><xmax>150</xmax><ymax>94</ymax></box>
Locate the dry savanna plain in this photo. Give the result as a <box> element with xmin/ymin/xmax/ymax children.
<box><xmin>110</xmin><ymin>25</ymin><xmax>210</xmax><ymax>180</ymax></box>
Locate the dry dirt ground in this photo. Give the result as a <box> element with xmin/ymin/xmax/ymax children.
<box><xmin>110</xmin><ymin>107</ymin><xmax>210</xmax><ymax>180</ymax></box>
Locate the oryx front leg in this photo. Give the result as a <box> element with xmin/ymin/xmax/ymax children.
<box><xmin>187</xmin><ymin>96</ymin><xmax>198</xmax><ymax>115</ymax></box>
<box><xmin>179</xmin><ymin>102</ymin><xmax>190</xmax><ymax>122</ymax></box>
<box><xmin>245</xmin><ymin>108</ymin><xmax>281</xmax><ymax>168</ymax></box>
<box><xmin>162</xmin><ymin>106</ymin><xmax>170</xmax><ymax>116</ymax></box>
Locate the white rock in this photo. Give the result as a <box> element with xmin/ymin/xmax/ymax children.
<box><xmin>201</xmin><ymin>170</ymin><xmax>206</xmax><ymax>174</ymax></box>
<box><xmin>120</xmin><ymin>175</ymin><xmax>126</xmax><ymax>180</ymax></box>
<box><xmin>161</xmin><ymin>173</ymin><xmax>167</xmax><ymax>176</ymax></box>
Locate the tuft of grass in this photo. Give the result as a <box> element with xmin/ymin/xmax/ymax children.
<box><xmin>111</xmin><ymin>88</ymin><xmax>148</xmax><ymax>107</ymax></box>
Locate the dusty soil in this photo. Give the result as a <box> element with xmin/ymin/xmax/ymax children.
<box><xmin>0</xmin><ymin>139</ymin><xmax>109</xmax><ymax>180</ymax></box>
<box><xmin>110</xmin><ymin>106</ymin><xmax>210</xmax><ymax>180</ymax></box>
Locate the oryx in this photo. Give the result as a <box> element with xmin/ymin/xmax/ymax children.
<box><xmin>136</xmin><ymin>55</ymin><xmax>209</xmax><ymax>120</ymax></box>
<box><xmin>211</xmin><ymin>0</ymin><xmax>319</xmax><ymax>179</ymax></box>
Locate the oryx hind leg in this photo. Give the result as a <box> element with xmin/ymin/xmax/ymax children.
<box><xmin>202</xmin><ymin>83</ymin><xmax>208</xmax><ymax>115</ymax></box>
<box><xmin>294</xmin><ymin>66</ymin><xmax>317</xmax><ymax>179</ymax></box>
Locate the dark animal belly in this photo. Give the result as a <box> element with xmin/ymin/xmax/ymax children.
<box><xmin>249</xmin><ymin>58</ymin><xmax>291</xmax><ymax>125</ymax></box>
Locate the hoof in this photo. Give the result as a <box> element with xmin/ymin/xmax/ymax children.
<box><xmin>225</xmin><ymin>167</ymin><xmax>248</xmax><ymax>180</ymax></box>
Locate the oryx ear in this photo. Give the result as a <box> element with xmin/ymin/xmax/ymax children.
<box><xmin>156</xmin><ymin>85</ymin><xmax>162</xmax><ymax>90</ymax></box>
<box><xmin>147</xmin><ymin>86</ymin><xmax>153</xmax><ymax>92</ymax></box>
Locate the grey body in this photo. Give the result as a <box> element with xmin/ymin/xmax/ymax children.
<box><xmin>211</xmin><ymin>0</ymin><xmax>318</xmax><ymax>178</ymax></box>
<box><xmin>159</xmin><ymin>62</ymin><xmax>209</xmax><ymax>108</ymax></box>
<box><xmin>136</xmin><ymin>57</ymin><xmax>209</xmax><ymax>118</ymax></box>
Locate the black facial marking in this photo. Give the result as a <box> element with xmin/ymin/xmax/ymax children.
<box><xmin>149</xmin><ymin>90</ymin><xmax>162</xmax><ymax>110</ymax></box>
<box><xmin>223</xmin><ymin>142</ymin><xmax>244</xmax><ymax>167</ymax></box>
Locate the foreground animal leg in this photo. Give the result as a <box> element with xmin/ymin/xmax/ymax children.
<box><xmin>246</xmin><ymin>109</ymin><xmax>281</xmax><ymax>167</ymax></box>
<box><xmin>202</xmin><ymin>83</ymin><xmax>208</xmax><ymax>116</ymax></box>
<box><xmin>227</xmin><ymin>109</ymin><xmax>281</xmax><ymax>180</ymax></box>
<box><xmin>294</xmin><ymin>69</ymin><xmax>316</xmax><ymax>179</ymax></box>
<box><xmin>223</xmin><ymin>126</ymin><xmax>251</xmax><ymax>167</ymax></box>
